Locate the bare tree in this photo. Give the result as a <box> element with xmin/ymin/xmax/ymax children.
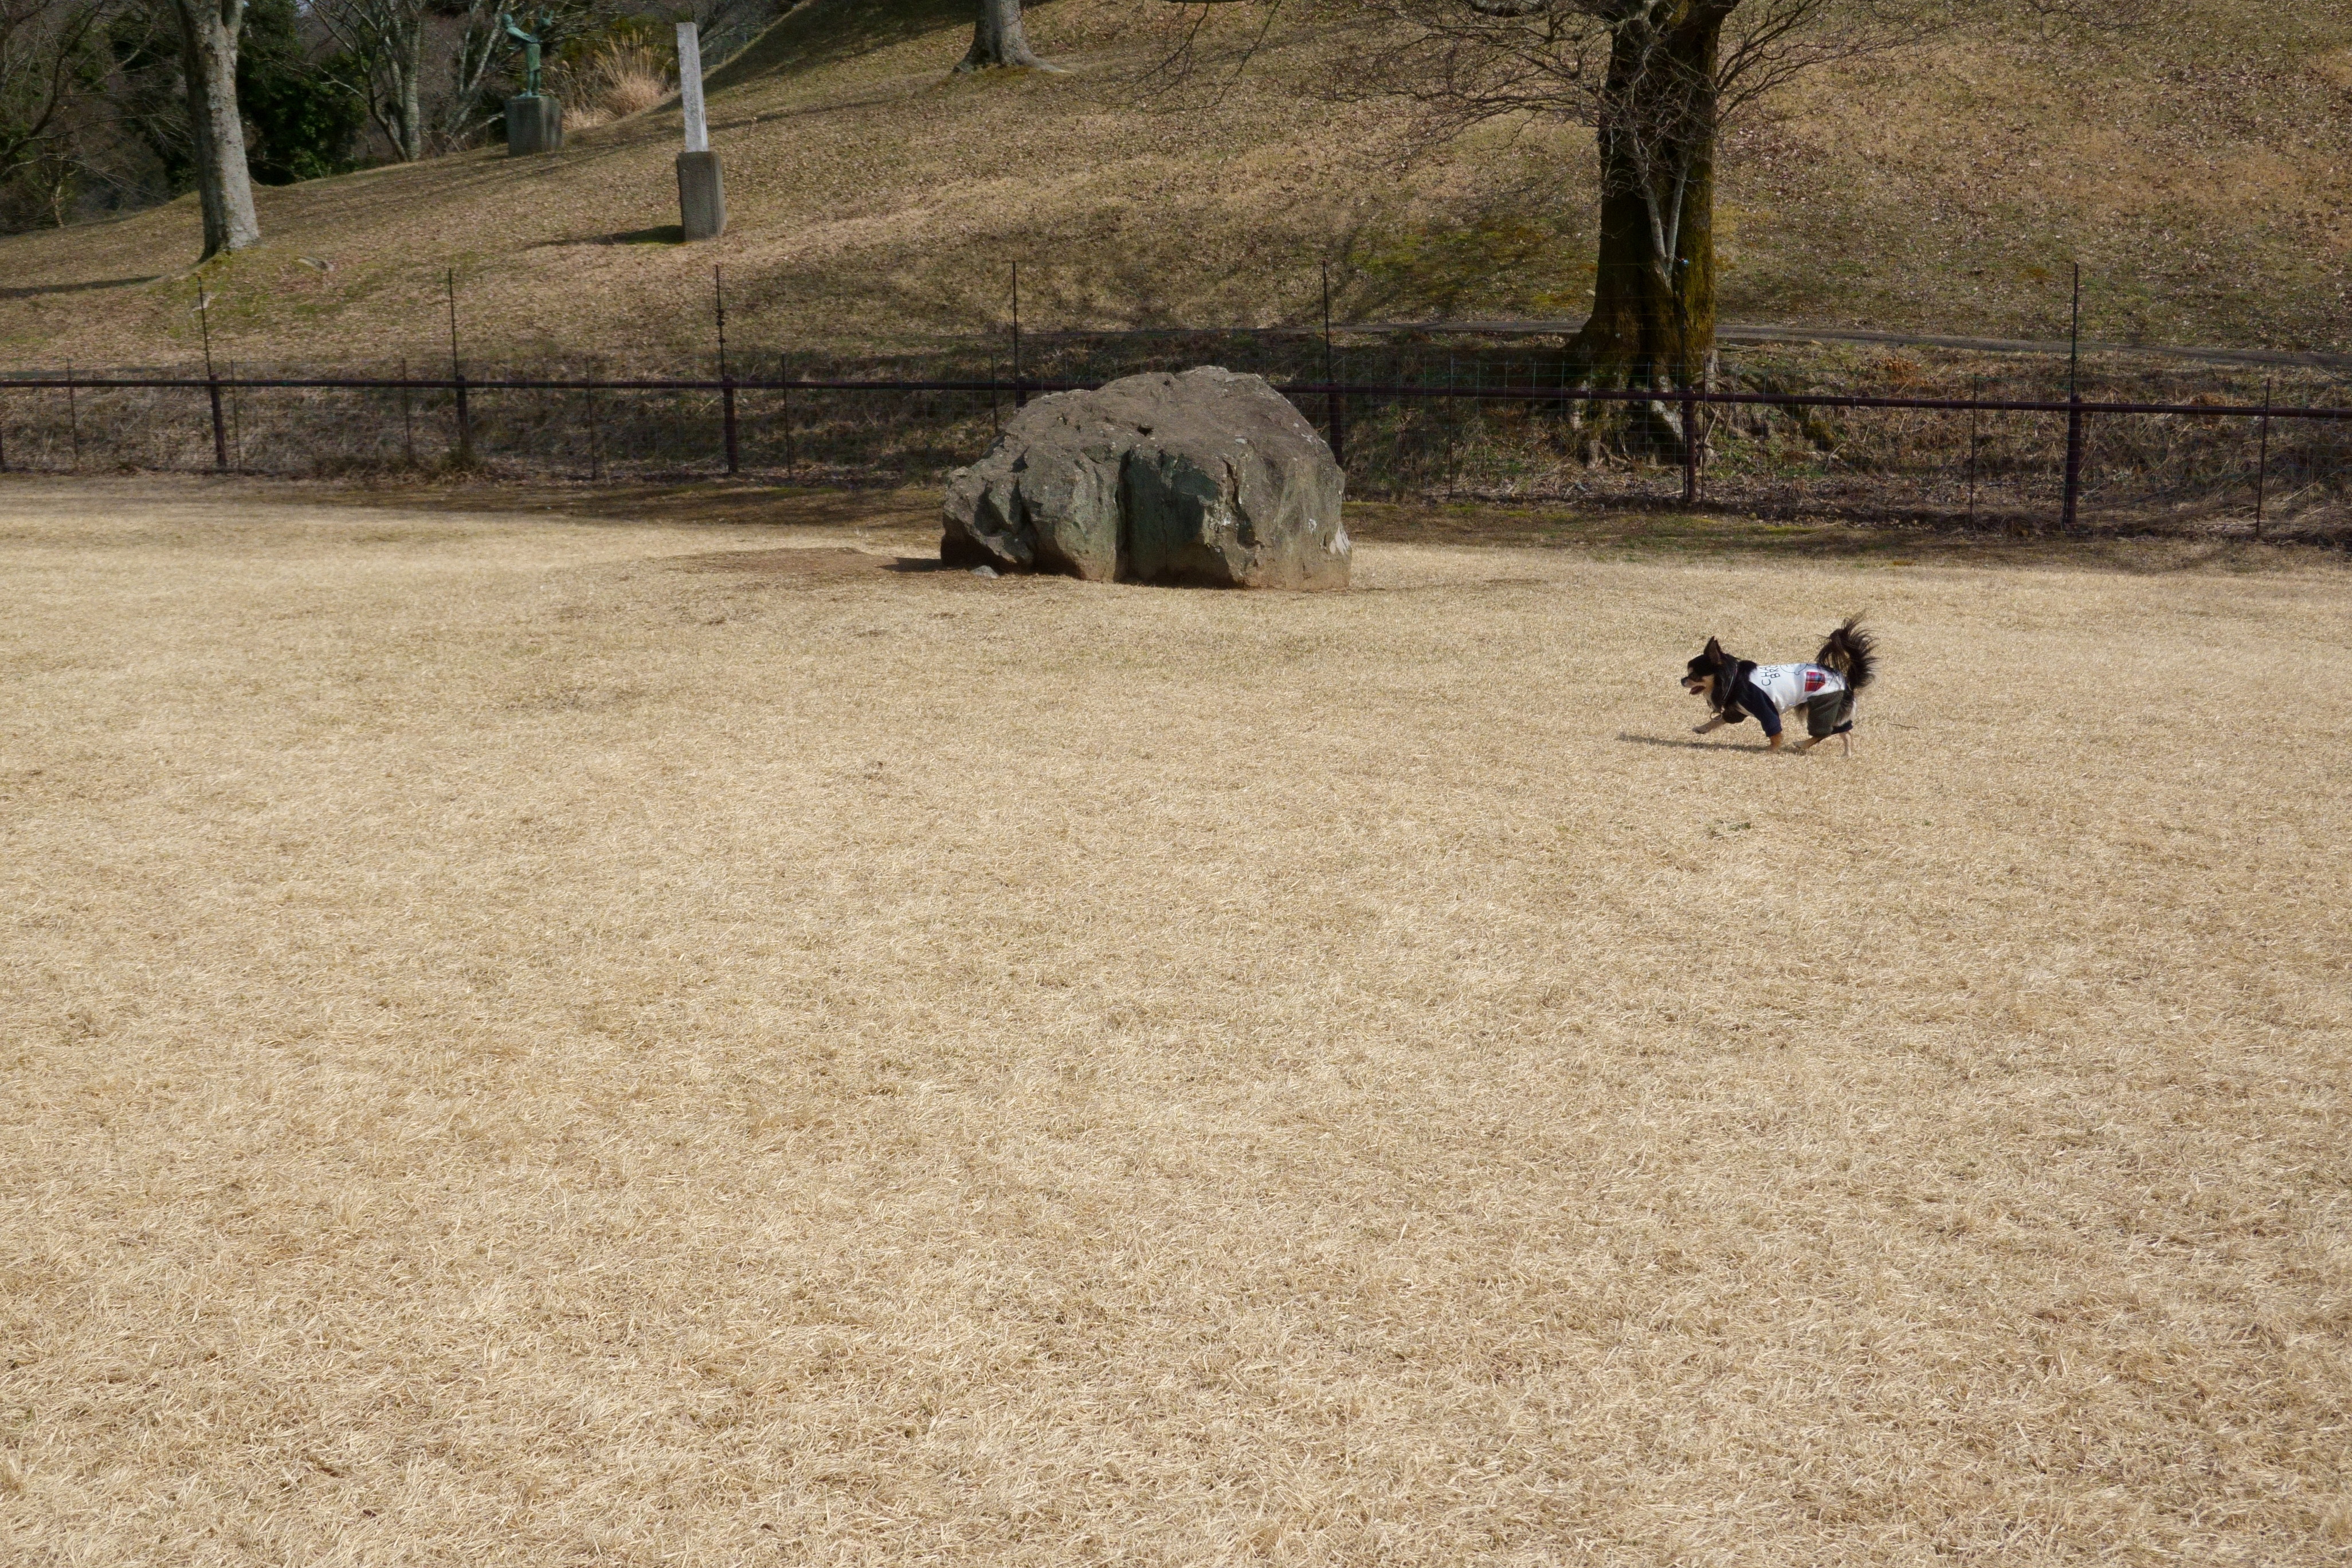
<box><xmin>0</xmin><ymin>0</ymin><xmax>108</xmax><ymax>185</ymax></box>
<box><xmin>961</xmin><ymin>0</ymin><xmax>1049</xmax><ymax>70</ymax></box>
<box><xmin>1351</xmin><ymin>1</ymin><xmax>1924</xmax><ymax>405</ymax></box>
<box><xmin>1161</xmin><ymin>0</ymin><xmax>1942</xmax><ymax>438</ymax></box>
<box><xmin>312</xmin><ymin>0</ymin><xmax>426</xmax><ymax>160</ymax></box>
<box><xmin>440</xmin><ymin>1</ymin><xmax>516</xmax><ymax>149</ymax></box>
<box><xmin>163</xmin><ymin>0</ymin><xmax>258</xmax><ymax>256</ymax></box>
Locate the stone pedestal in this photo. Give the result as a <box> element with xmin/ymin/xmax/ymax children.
<box><xmin>506</xmin><ymin>95</ymin><xmax>562</xmax><ymax>156</ymax></box>
<box><xmin>677</xmin><ymin>151</ymin><xmax>726</xmax><ymax>241</ymax></box>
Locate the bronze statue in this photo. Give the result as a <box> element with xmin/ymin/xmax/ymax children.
<box><xmin>500</xmin><ymin>13</ymin><xmax>544</xmax><ymax>98</ymax></box>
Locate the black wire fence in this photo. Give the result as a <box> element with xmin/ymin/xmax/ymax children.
<box><xmin>6</xmin><ymin>330</ymin><xmax>2347</xmax><ymax>541</ymax></box>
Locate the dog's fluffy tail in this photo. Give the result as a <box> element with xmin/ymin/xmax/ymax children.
<box><xmin>1817</xmin><ymin>617</ymin><xmax>1876</xmax><ymax>691</ymax></box>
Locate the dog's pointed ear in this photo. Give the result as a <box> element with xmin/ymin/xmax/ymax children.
<box><xmin>1703</xmin><ymin>637</ymin><xmax>1723</xmax><ymax>659</ymax></box>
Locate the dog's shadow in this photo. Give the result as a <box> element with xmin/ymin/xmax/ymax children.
<box><xmin>1614</xmin><ymin>732</ymin><xmax>1760</xmax><ymax>752</ymax></box>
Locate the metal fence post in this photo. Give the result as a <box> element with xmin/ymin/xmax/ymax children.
<box><xmin>2254</xmin><ymin>375</ymin><xmax>2272</xmax><ymax>539</ymax></box>
<box><xmin>1967</xmin><ymin>373</ymin><xmax>1980</xmax><ymax>526</ymax></box>
<box><xmin>199</xmin><ymin>293</ymin><xmax>227</xmax><ymax>471</ymax></box>
<box><xmin>578</xmin><ymin>362</ymin><xmax>597</xmax><ymax>484</ymax></box>
<box><xmin>1471</xmin><ymin>355</ymin><xmax>1484</xmax><ymax>484</ymax></box>
<box><xmin>398</xmin><ymin>356</ymin><xmax>415</xmax><ymax>467</ymax></box>
<box><xmin>2062</xmin><ymin>262</ymin><xmax>2083</xmax><ymax>533</ymax></box>
<box><xmin>65</xmin><ymin>360</ymin><xmax>78</xmax><ymax>471</ymax></box>
<box><xmin>1682</xmin><ymin>386</ymin><xmax>1699</xmax><ymax>505</ymax></box>
<box><xmin>446</xmin><ymin>269</ymin><xmax>472</xmax><ymax>465</ymax></box>
<box><xmin>1010</xmin><ymin>261</ymin><xmax>1025</xmax><ymax>410</ymax></box>
<box><xmin>715</xmin><ymin>265</ymin><xmax>739</xmax><ymax>476</ymax></box>
<box><xmin>396</xmin><ymin>355</ymin><xmax>414</xmax><ymax>467</ymax></box>
<box><xmin>1322</xmin><ymin>261</ymin><xmax>1346</xmax><ymax>467</ymax></box>
<box><xmin>1445</xmin><ymin>352</ymin><xmax>1458</xmax><ymax>487</ymax></box>
<box><xmin>2063</xmin><ymin>395</ymin><xmax>2084</xmax><ymax>534</ymax></box>
<box><xmin>723</xmin><ymin>372</ymin><xmax>738</xmax><ymax>477</ymax></box>
<box><xmin>781</xmin><ymin>352</ymin><xmax>795</xmax><ymax>471</ymax></box>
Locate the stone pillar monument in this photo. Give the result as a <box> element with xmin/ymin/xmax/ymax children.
<box><xmin>502</xmin><ymin>14</ymin><xmax>562</xmax><ymax>155</ymax></box>
<box><xmin>675</xmin><ymin>22</ymin><xmax>725</xmax><ymax>241</ymax></box>
<box><xmin>507</xmin><ymin>96</ymin><xmax>563</xmax><ymax>154</ymax></box>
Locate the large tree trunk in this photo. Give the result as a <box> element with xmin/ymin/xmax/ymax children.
<box><xmin>394</xmin><ymin>13</ymin><xmax>424</xmax><ymax>161</ymax></box>
<box><xmin>1568</xmin><ymin>8</ymin><xmax>1722</xmax><ymax>442</ymax></box>
<box><xmin>171</xmin><ymin>0</ymin><xmax>260</xmax><ymax>259</ymax></box>
<box><xmin>960</xmin><ymin>0</ymin><xmax>1045</xmax><ymax>70</ymax></box>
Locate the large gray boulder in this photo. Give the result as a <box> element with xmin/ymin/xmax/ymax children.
<box><xmin>942</xmin><ymin>367</ymin><xmax>1350</xmax><ymax>590</ymax></box>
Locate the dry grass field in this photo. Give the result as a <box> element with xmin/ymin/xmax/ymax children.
<box><xmin>3</xmin><ymin>478</ymin><xmax>2350</xmax><ymax>1565</ymax></box>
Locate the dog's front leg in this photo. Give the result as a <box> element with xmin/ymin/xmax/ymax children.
<box><xmin>1692</xmin><ymin>715</ymin><xmax>1728</xmax><ymax>736</ymax></box>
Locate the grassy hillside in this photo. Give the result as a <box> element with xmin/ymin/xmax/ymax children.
<box><xmin>0</xmin><ymin>0</ymin><xmax>2343</xmax><ymax>370</ymax></box>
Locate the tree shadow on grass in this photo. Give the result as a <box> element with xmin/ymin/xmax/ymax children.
<box><xmin>1</xmin><ymin>276</ymin><xmax>160</xmax><ymax>299</ymax></box>
<box><xmin>531</xmin><ymin>225</ymin><xmax>684</xmax><ymax>248</ymax></box>
<box><xmin>707</xmin><ymin>0</ymin><xmax>1053</xmax><ymax>89</ymax></box>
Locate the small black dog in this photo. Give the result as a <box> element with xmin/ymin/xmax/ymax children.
<box><xmin>1683</xmin><ymin>618</ymin><xmax>1876</xmax><ymax>753</ymax></box>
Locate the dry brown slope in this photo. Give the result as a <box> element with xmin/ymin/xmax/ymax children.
<box><xmin>0</xmin><ymin>0</ymin><xmax>2342</xmax><ymax>369</ymax></box>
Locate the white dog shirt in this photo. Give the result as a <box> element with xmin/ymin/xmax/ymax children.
<box><xmin>1745</xmin><ymin>663</ymin><xmax>1847</xmax><ymax>712</ymax></box>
